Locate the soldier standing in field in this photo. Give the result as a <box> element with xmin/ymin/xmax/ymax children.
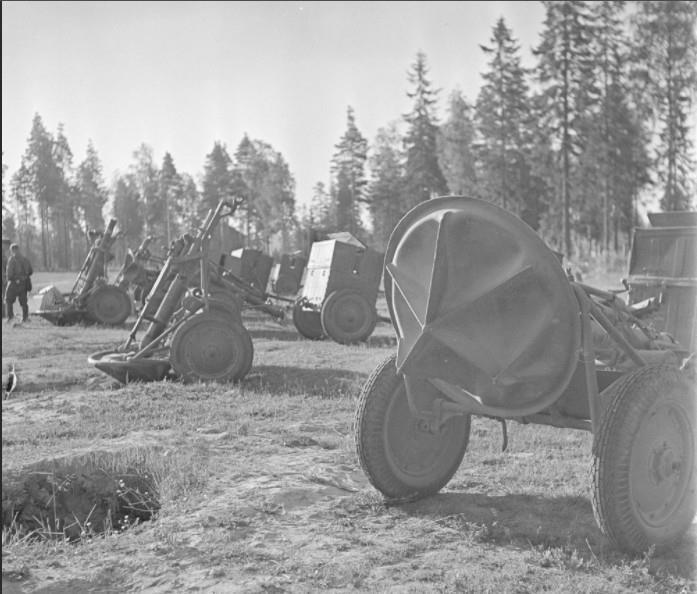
<box><xmin>5</xmin><ymin>243</ymin><xmax>33</xmax><ymax>323</ymax></box>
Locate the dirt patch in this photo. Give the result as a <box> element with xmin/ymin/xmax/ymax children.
<box><xmin>2</xmin><ymin>443</ymin><xmax>167</xmax><ymax>541</ymax></box>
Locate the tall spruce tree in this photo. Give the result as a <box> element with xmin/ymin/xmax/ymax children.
<box><xmin>438</xmin><ymin>90</ymin><xmax>478</xmax><ymax>197</ymax></box>
<box><xmin>475</xmin><ymin>17</ymin><xmax>533</xmax><ymax>215</ymax></box>
<box><xmin>331</xmin><ymin>106</ymin><xmax>368</xmax><ymax>237</ymax></box>
<box><xmin>367</xmin><ymin>123</ymin><xmax>405</xmax><ymax>249</ymax></box>
<box><xmin>159</xmin><ymin>152</ymin><xmax>183</xmax><ymax>244</ymax></box>
<box><xmin>581</xmin><ymin>1</ymin><xmax>651</xmax><ymax>251</ymax></box>
<box><xmin>534</xmin><ymin>1</ymin><xmax>598</xmax><ymax>257</ymax></box>
<box><xmin>403</xmin><ymin>51</ymin><xmax>448</xmax><ymax>210</ymax></box>
<box><xmin>631</xmin><ymin>0</ymin><xmax>697</xmax><ymax>210</ymax></box>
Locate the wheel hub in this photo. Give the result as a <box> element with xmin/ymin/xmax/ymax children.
<box><xmin>631</xmin><ymin>403</ymin><xmax>692</xmax><ymax>527</ymax></box>
<box><xmin>650</xmin><ymin>443</ymin><xmax>680</xmax><ymax>484</ymax></box>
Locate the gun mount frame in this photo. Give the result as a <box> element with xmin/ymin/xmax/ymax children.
<box><xmin>355</xmin><ymin>196</ymin><xmax>695</xmax><ymax>555</ymax></box>
<box><xmin>90</xmin><ymin>199</ymin><xmax>263</xmax><ymax>384</ymax></box>
<box><xmin>36</xmin><ymin>219</ymin><xmax>132</xmax><ymax>326</ymax></box>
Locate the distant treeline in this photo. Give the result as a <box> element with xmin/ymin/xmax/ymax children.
<box><xmin>2</xmin><ymin>1</ymin><xmax>696</xmax><ymax>271</ymax></box>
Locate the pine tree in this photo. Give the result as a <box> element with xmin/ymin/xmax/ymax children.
<box><xmin>251</xmin><ymin>141</ymin><xmax>296</xmax><ymax>252</ymax></box>
<box><xmin>21</xmin><ymin>114</ymin><xmax>61</xmax><ymax>268</ymax></box>
<box><xmin>580</xmin><ymin>1</ymin><xmax>652</xmax><ymax>251</ymax></box>
<box><xmin>112</xmin><ymin>174</ymin><xmax>144</xmax><ymax>249</ymax></box>
<box><xmin>475</xmin><ymin>17</ymin><xmax>533</xmax><ymax>215</ymax></box>
<box><xmin>367</xmin><ymin>123</ymin><xmax>405</xmax><ymax>249</ymax></box>
<box><xmin>159</xmin><ymin>152</ymin><xmax>183</xmax><ymax>244</ymax></box>
<box><xmin>403</xmin><ymin>51</ymin><xmax>448</xmax><ymax>210</ymax></box>
<box><xmin>331</xmin><ymin>106</ymin><xmax>368</xmax><ymax>237</ymax></box>
<box><xmin>176</xmin><ymin>173</ymin><xmax>202</xmax><ymax>233</ymax></box>
<box><xmin>534</xmin><ymin>1</ymin><xmax>598</xmax><ymax>257</ymax></box>
<box><xmin>234</xmin><ymin>135</ymin><xmax>258</xmax><ymax>241</ymax></box>
<box><xmin>130</xmin><ymin>144</ymin><xmax>160</xmax><ymax>237</ymax></box>
<box><xmin>52</xmin><ymin>124</ymin><xmax>78</xmax><ymax>268</ymax></box>
<box><xmin>1</xmin><ymin>159</ymin><xmax>15</xmax><ymax>240</ymax></box>
<box><xmin>75</xmin><ymin>141</ymin><xmax>108</xmax><ymax>236</ymax></box>
<box><xmin>438</xmin><ymin>90</ymin><xmax>477</xmax><ymax>197</ymax></box>
<box><xmin>305</xmin><ymin>181</ymin><xmax>334</xmax><ymax>231</ymax></box>
<box><xmin>10</xmin><ymin>163</ymin><xmax>35</xmax><ymax>259</ymax></box>
<box><xmin>631</xmin><ymin>0</ymin><xmax>697</xmax><ymax>210</ymax></box>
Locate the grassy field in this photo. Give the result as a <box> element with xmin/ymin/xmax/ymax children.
<box><xmin>2</xmin><ymin>271</ymin><xmax>695</xmax><ymax>593</ymax></box>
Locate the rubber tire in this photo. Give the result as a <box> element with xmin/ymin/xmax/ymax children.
<box><xmin>321</xmin><ymin>289</ymin><xmax>377</xmax><ymax>344</ymax></box>
<box><xmin>86</xmin><ymin>285</ymin><xmax>132</xmax><ymax>325</ymax></box>
<box><xmin>355</xmin><ymin>354</ymin><xmax>471</xmax><ymax>499</ymax></box>
<box><xmin>292</xmin><ymin>299</ymin><xmax>324</xmax><ymax>340</ymax></box>
<box><xmin>591</xmin><ymin>365</ymin><xmax>696</xmax><ymax>553</ymax></box>
<box><xmin>169</xmin><ymin>311</ymin><xmax>253</xmax><ymax>383</ymax></box>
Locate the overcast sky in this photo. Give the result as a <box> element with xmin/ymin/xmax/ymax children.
<box><xmin>2</xmin><ymin>1</ymin><xmax>546</xmax><ymax>208</ymax></box>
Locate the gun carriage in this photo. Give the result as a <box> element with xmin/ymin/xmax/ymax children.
<box><xmin>89</xmin><ymin>199</ymin><xmax>285</xmax><ymax>385</ymax></box>
<box><xmin>36</xmin><ymin>220</ymin><xmax>132</xmax><ymax>326</ymax></box>
<box><xmin>355</xmin><ymin>196</ymin><xmax>695</xmax><ymax>554</ymax></box>
<box><xmin>292</xmin><ymin>235</ymin><xmax>386</xmax><ymax>344</ymax></box>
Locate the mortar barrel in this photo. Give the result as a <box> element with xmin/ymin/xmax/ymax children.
<box><xmin>139</xmin><ymin>274</ymin><xmax>189</xmax><ymax>348</ymax></box>
<box><xmin>75</xmin><ymin>219</ymin><xmax>119</xmax><ymax>302</ymax></box>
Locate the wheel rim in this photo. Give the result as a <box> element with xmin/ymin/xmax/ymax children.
<box><xmin>383</xmin><ymin>381</ymin><xmax>466</xmax><ymax>486</ymax></box>
<box><xmin>293</xmin><ymin>304</ymin><xmax>323</xmax><ymax>339</ymax></box>
<box><xmin>630</xmin><ymin>400</ymin><xmax>694</xmax><ymax>529</ymax></box>
<box><xmin>92</xmin><ymin>288</ymin><xmax>130</xmax><ymax>324</ymax></box>
<box><xmin>172</xmin><ymin>317</ymin><xmax>244</xmax><ymax>379</ymax></box>
<box><xmin>328</xmin><ymin>293</ymin><xmax>372</xmax><ymax>338</ymax></box>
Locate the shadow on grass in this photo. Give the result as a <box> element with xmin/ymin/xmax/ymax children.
<box><xmin>247</xmin><ymin>327</ymin><xmax>308</xmax><ymax>342</ymax></box>
<box><xmin>401</xmin><ymin>491</ymin><xmax>696</xmax><ymax>579</ymax></box>
<box><xmin>245</xmin><ymin>364</ymin><xmax>368</xmax><ymax>397</ymax></box>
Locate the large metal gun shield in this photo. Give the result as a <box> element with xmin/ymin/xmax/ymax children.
<box><xmin>385</xmin><ymin>196</ymin><xmax>581</xmax><ymax>417</ymax></box>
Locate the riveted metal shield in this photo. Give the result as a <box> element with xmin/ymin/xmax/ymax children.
<box><xmin>384</xmin><ymin>196</ymin><xmax>581</xmax><ymax>417</ymax></box>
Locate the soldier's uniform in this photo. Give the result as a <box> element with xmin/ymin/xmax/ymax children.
<box><xmin>5</xmin><ymin>244</ymin><xmax>33</xmax><ymax>322</ymax></box>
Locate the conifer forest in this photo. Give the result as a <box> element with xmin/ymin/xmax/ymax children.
<box><xmin>2</xmin><ymin>1</ymin><xmax>696</xmax><ymax>271</ymax></box>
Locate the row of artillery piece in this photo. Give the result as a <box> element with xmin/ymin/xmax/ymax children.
<box><xmin>35</xmin><ymin>195</ymin><xmax>697</xmax><ymax>554</ymax></box>
<box><xmin>35</xmin><ymin>198</ymin><xmax>390</xmax><ymax>384</ymax></box>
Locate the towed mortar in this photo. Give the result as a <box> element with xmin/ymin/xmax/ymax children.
<box><xmin>355</xmin><ymin>196</ymin><xmax>695</xmax><ymax>554</ymax></box>
<box><xmin>36</xmin><ymin>219</ymin><xmax>132</xmax><ymax>326</ymax></box>
<box><xmin>89</xmin><ymin>199</ymin><xmax>285</xmax><ymax>385</ymax></box>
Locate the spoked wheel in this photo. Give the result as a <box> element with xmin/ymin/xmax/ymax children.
<box><xmin>86</xmin><ymin>285</ymin><xmax>132</xmax><ymax>325</ymax></box>
<box><xmin>355</xmin><ymin>354</ymin><xmax>471</xmax><ymax>499</ymax></box>
<box><xmin>169</xmin><ymin>311</ymin><xmax>253</xmax><ymax>383</ymax></box>
<box><xmin>321</xmin><ymin>289</ymin><xmax>377</xmax><ymax>344</ymax></box>
<box><xmin>592</xmin><ymin>365</ymin><xmax>696</xmax><ymax>553</ymax></box>
<box><xmin>292</xmin><ymin>299</ymin><xmax>324</xmax><ymax>340</ymax></box>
